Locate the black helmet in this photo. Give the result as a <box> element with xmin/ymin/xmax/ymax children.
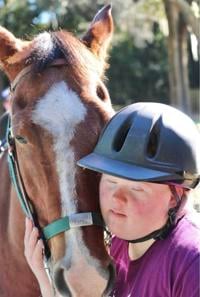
<box><xmin>78</xmin><ymin>102</ymin><xmax>200</xmax><ymax>189</ymax></box>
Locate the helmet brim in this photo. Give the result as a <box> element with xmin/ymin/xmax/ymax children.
<box><xmin>77</xmin><ymin>153</ymin><xmax>180</xmax><ymax>182</ymax></box>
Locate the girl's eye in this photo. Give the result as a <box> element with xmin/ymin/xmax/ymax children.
<box><xmin>107</xmin><ymin>180</ymin><xmax>117</xmax><ymax>184</ymax></box>
<box><xmin>131</xmin><ymin>187</ymin><xmax>144</xmax><ymax>192</ymax></box>
<box><xmin>105</xmin><ymin>180</ymin><xmax>117</xmax><ymax>189</ymax></box>
<box><xmin>108</xmin><ymin>180</ymin><xmax>118</xmax><ymax>186</ymax></box>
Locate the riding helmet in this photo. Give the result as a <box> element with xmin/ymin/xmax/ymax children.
<box><xmin>77</xmin><ymin>102</ymin><xmax>200</xmax><ymax>189</ymax></box>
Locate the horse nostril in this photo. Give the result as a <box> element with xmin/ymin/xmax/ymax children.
<box><xmin>103</xmin><ymin>263</ymin><xmax>116</xmax><ymax>296</ymax></box>
<box><xmin>54</xmin><ymin>264</ymin><xmax>72</xmax><ymax>297</ymax></box>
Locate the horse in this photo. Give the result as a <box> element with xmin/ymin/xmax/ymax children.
<box><xmin>0</xmin><ymin>5</ymin><xmax>115</xmax><ymax>297</ymax></box>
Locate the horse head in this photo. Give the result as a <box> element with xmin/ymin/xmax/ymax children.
<box><xmin>0</xmin><ymin>5</ymin><xmax>115</xmax><ymax>297</ymax></box>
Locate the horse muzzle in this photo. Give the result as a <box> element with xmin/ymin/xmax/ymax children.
<box><xmin>53</xmin><ymin>258</ymin><xmax>115</xmax><ymax>297</ymax></box>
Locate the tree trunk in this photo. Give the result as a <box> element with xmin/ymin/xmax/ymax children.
<box><xmin>0</xmin><ymin>75</ymin><xmax>5</xmax><ymax>115</ymax></box>
<box><xmin>174</xmin><ymin>0</ymin><xmax>199</xmax><ymax>39</ymax></box>
<box><xmin>164</xmin><ymin>0</ymin><xmax>191</xmax><ymax>114</ymax></box>
<box><xmin>179</xmin><ymin>15</ymin><xmax>191</xmax><ymax>112</ymax></box>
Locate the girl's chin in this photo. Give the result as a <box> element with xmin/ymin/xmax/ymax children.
<box><xmin>106</xmin><ymin>223</ymin><xmax>128</xmax><ymax>239</ymax></box>
<box><xmin>106</xmin><ymin>222</ymin><xmax>148</xmax><ymax>241</ymax></box>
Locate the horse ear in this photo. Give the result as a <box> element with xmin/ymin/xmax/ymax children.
<box><xmin>0</xmin><ymin>26</ymin><xmax>28</xmax><ymax>78</ymax></box>
<box><xmin>82</xmin><ymin>4</ymin><xmax>113</xmax><ymax>60</ymax></box>
<box><xmin>0</xmin><ymin>27</ymin><xmax>24</xmax><ymax>61</ymax></box>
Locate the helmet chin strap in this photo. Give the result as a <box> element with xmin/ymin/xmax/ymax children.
<box><xmin>128</xmin><ymin>185</ymin><xmax>183</xmax><ymax>244</ymax></box>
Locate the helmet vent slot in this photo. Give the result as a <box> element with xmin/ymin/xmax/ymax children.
<box><xmin>112</xmin><ymin>120</ymin><xmax>132</xmax><ymax>152</ymax></box>
<box><xmin>147</xmin><ymin>120</ymin><xmax>160</xmax><ymax>158</ymax></box>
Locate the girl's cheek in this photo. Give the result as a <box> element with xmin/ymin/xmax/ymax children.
<box><xmin>100</xmin><ymin>186</ymin><xmax>112</xmax><ymax>211</ymax></box>
<box><xmin>99</xmin><ymin>187</ymin><xmax>106</xmax><ymax>205</ymax></box>
<box><xmin>128</xmin><ymin>194</ymin><xmax>151</xmax><ymax>216</ymax></box>
<box><xmin>100</xmin><ymin>183</ymin><xmax>110</xmax><ymax>200</ymax></box>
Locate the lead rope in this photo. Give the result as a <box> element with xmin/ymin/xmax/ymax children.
<box><xmin>43</xmin><ymin>256</ymin><xmax>57</xmax><ymax>297</ymax></box>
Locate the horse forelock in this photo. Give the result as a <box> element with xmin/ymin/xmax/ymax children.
<box><xmin>28</xmin><ymin>32</ymin><xmax>65</xmax><ymax>71</ymax></box>
<box><xmin>10</xmin><ymin>30</ymin><xmax>103</xmax><ymax>80</ymax></box>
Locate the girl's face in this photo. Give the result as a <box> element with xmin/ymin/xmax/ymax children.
<box><xmin>100</xmin><ymin>174</ymin><xmax>178</xmax><ymax>240</ymax></box>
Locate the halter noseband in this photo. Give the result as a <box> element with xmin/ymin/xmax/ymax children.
<box><xmin>6</xmin><ymin>61</ymin><xmax>105</xmax><ymax>257</ymax></box>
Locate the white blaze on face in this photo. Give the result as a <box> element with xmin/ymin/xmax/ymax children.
<box><xmin>32</xmin><ymin>81</ymin><xmax>108</xmax><ymax>295</ymax></box>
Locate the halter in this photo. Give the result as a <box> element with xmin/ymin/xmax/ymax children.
<box><xmin>6</xmin><ymin>60</ymin><xmax>106</xmax><ymax>258</ymax></box>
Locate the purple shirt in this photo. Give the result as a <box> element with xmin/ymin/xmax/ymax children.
<box><xmin>110</xmin><ymin>214</ymin><xmax>200</xmax><ymax>297</ymax></box>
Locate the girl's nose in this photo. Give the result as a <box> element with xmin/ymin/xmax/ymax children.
<box><xmin>112</xmin><ymin>187</ymin><xmax>128</xmax><ymax>204</ymax></box>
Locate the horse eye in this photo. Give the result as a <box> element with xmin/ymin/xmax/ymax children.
<box><xmin>96</xmin><ymin>85</ymin><xmax>107</xmax><ymax>101</ymax></box>
<box><xmin>15</xmin><ymin>135</ymin><xmax>28</xmax><ymax>144</ymax></box>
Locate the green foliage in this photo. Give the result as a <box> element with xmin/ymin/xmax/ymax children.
<box><xmin>107</xmin><ymin>25</ymin><xmax>169</xmax><ymax>105</ymax></box>
<box><xmin>0</xmin><ymin>1</ymin><xmax>44</xmax><ymax>37</ymax></box>
<box><xmin>0</xmin><ymin>0</ymin><xmax>169</xmax><ymax>109</ymax></box>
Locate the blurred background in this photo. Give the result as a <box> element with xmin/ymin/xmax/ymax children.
<box><xmin>0</xmin><ymin>0</ymin><xmax>199</xmax><ymax>116</ymax></box>
<box><xmin>0</xmin><ymin>0</ymin><xmax>199</xmax><ymax>208</ymax></box>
